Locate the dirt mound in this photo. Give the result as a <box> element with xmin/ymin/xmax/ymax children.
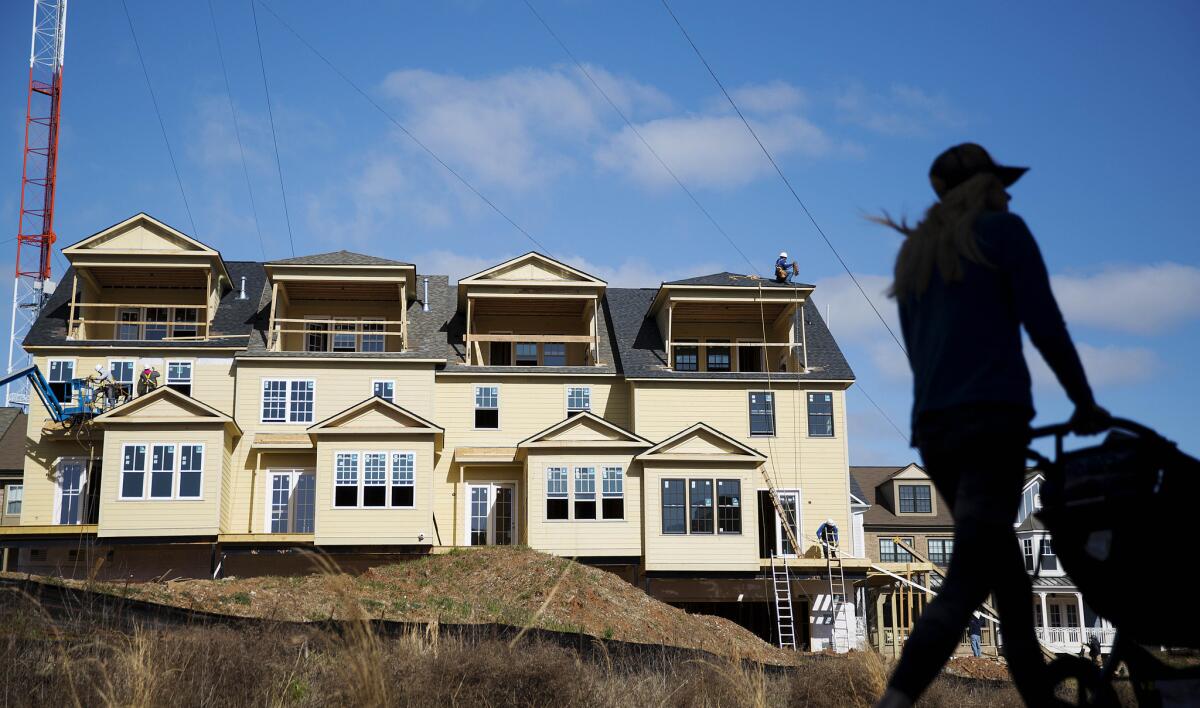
<box><xmin>21</xmin><ymin>547</ymin><xmax>796</xmax><ymax>665</ymax></box>
<box><xmin>945</xmin><ymin>655</ymin><xmax>1011</xmax><ymax>681</ymax></box>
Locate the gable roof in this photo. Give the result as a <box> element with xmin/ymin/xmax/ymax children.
<box><xmin>459</xmin><ymin>252</ymin><xmax>605</xmax><ymax>285</ymax></box>
<box><xmin>307</xmin><ymin>397</ymin><xmax>442</xmax><ymax>435</ymax></box>
<box><xmin>94</xmin><ymin>386</ymin><xmax>241</xmax><ymax>435</ymax></box>
<box><xmin>637</xmin><ymin>422</ymin><xmax>767</xmax><ymax>462</ymax></box>
<box><xmin>849</xmin><ymin>473</ymin><xmax>869</xmax><ymax>507</ymax></box>
<box><xmin>0</xmin><ymin>408</ymin><xmax>26</xmax><ymax>474</ymax></box>
<box><xmin>518</xmin><ymin>411</ymin><xmax>651</xmax><ymax>448</ymax></box>
<box><xmin>850</xmin><ymin>465</ymin><xmax>953</xmax><ymax>529</ymax></box>
<box><xmin>267</xmin><ymin>250</ymin><xmax>413</xmax><ymax>267</ymax></box>
<box><xmin>63</xmin><ymin>212</ymin><xmax>219</xmax><ymax>256</ymax></box>
<box><xmin>664</xmin><ymin>272</ymin><xmax>815</xmax><ymax>289</ymax></box>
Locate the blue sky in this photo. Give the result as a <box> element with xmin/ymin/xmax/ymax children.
<box><xmin>2</xmin><ymin>1</ymin><xmax>1198</xmax><ymax>464</ymax></box>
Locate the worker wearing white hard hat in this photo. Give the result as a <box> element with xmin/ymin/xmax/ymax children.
<box><xmin>775</xmin><ymin>251</ymin><xmax>797</xmax><ymax>284</ymax></box>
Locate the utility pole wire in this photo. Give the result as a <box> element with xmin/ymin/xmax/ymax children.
<box><xmin>120</xmin><ymin>0</ymin><xmax>198</xmax><ymax>238</ymax></box>
<box><xmin>659</xmin><ymin>0</ymin><xmax>909</xmax><ymax>361</ymax></box>
<box><xmin>250</xmin><ymin>0</ymin><xmax>296</xmax><ymax>257</ymax></box>
<box><xmin>253</xmin><ymin>0</ymin><xmax>553</xmax><ymax>257</ymax></box>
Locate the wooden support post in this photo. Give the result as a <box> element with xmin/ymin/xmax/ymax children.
<box><xmin>591</xmin><ymin>296</ymin><xmax>599</xmax><ymax>365</ymax></box>
<box><xmin>906</xmin><ymin>563</ymin><xmax>914</xmax><ymax>634</ymax></box>
<box><xmin>247</xmin><ymin>450</ymin><xmax>260</xmax><ymax>533</ymax></box>
<box><xmin>205</xmin><ymin>269</ymin><xmax>213</xmax><ymax>340</ymax></box>
<box><xmin>465</xmin><ymin>297</ymin><xmax>474</xmax><ymax>365</ymax></box>
<box><xmin>67</xmin><ymin>276</ymin><xmax>79</xmax><ymax>338</ymax></box>
<box><xmin>890</xmin><ymin>586</ymin><xmax>900</xmax><ymax>658</ymax></box>
<box><xmin>875</xmin><ymin>589</ymin><xmax>886</xmax><ymax>652</ymax></box>
<box><xmin>399</xmin><ymin>283</ymin><xmax>408</xmax><ymax>352</ymax></box>
<box><xmin>267</xmin><ymin>282</ymin><xmax>280</xmax><ymax>351</ymax></box>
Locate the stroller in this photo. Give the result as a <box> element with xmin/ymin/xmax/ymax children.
<box><xmin>1029</xmin><ymin>418</ymin><xmax>1200</xmax><ymax>706</ymax></box>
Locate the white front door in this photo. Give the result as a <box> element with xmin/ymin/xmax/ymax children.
<box><xmin>466</xmin><ymin>482</ymin><xmax>517</xmax><ymax>546</ymax></box>
<box><xmin>55</xmin><ymin>458</ymin><xmax>90</xmax><ymax>525</ymax></box>
<box><xmin>775</xmin><ymin>490</ymin><xmax>800</xmax><ymax>557</ymax></box>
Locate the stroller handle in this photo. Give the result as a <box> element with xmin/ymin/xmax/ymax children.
<box><xmin>1028</xmin><ymin>417</ymin><xmax>1160</xmax><ymax>465</ymax></box>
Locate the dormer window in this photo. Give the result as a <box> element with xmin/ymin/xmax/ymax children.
<box><xmin>898</xmin><ymin>484</ymin><xmax>932</xmax><ymax>514</ymax></box>
<box><xmin>1039</xmin><ymin>537</ymin><xmax>1057</xmax><ymax>571</ymax></box>
<box><xmin>673</xmin><ymin>340</ymin><xmax>699</xmax><ymax>371</ymax></box>
<box><xmin>706</xmin><ymin>340</ymin><xmax>731</xmax><ymax>372</ymax></box>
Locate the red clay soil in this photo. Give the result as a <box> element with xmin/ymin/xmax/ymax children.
<box><xmin>13</xmin><ymin>546</ymin><xmax>799</xmax><ymax>665</ymax></box>
<box><xmin>945</xmin><ymin>656</ymin><xmax>1012</xmax><ymax>681</ymax></box>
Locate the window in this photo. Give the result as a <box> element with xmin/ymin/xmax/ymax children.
<box><xmin>361</xmin><ymin>319</ymin><xmax>385</xmax><ymax>352</ymax></box>
<box><xmin>109</xmin><ymin>360</ymin><xmax>135</xmax><ymax>399</ymax></box>
<box><xmin>144</xmin><ymin>308</ymin><xmax>169</xmax><ymax>341</ymax></box>
<box><xmin>117</xmin><ymin>308</ymin><xmax>141</xmax><ymax>340</ymax></box>
<box><xmin>515</xmin><ymin>342</ymin><xmax>539</xmax><ymax>366</ymax></box>
<box><xmin>1016</xmin><ymin>480</ymin><xmax>1041</xmax><ymax>525</ymax></box>
<box><xmin>717</xmin><ymin>480</ymin><xmax>741</xmax><ymax>534</ymax></box>
<box><xmin>373</xmin><ymin>380</ymin><xmax>395</xmax><ymax>403</ymax></box>
<box><xmin>706</xmin><ymin>340</ymin><xmax>731</xmax><ymax>372</ymax></box>
<box><xmin>333</xmin><ymin>451</ymin><xmax>416</xmax><ymax>509</ymax></box>
<box><xmin>673</xmin><ymin>340</ymin><xmax>698</xmax><ymax>371</ymax></box>
<box><xmin>268</xmin><ymin>470</ymin><xmax>315</xmax><ymax>533</ymax></box>
<box><xmin>474</xmin><ymin>386</ymin><xmax>499</xmax><ymax>429</ymax></box>
<box><xmin>305</xmin><ymin>321</ymin><xmax>329</xmax><ymax>352</ymax></box>
<box><xmin>179</xmin><ymin>445</ymin><xmax>203</xmax><ymax>498</ymax></box>
<box><xmin>689</xmin><ymin>479</ymin><xmax>714</xmax><ymax>534</ymax></box>
<box><xmin>661</xmin><ymin>479</ymin><xmax>686</xmax><ymax>534</ymax></box>
<box><xmin>304</xmin><ymin>317</ymin><xmax>386</xmax><ymax>352</ymax></box>
<box><xmin>928</xmin><ymin>538</ymin><xmax>954</xmax><ymax>565</ymax></box>
<box><xmin>121</xmin><ymin>445</ymin><xmax>147</xmax><ymax>499</ymax></box>
<box><xmin>807</xmin><ymin>392</ymin><xmax>835</xmax><ymax>437</ymax></box>
<box><xmin>880</xmin><ymin>537</ymin><xmax>915</xmax><ymax>563</ymax></box>
<box><xmin>737</xmin><ymin>341</ymin><xmax>763</xmax><ymax>372</ymax></box>
<box><xmin>1039</xmin><ymin>538</ymin><xmax>1057</xmax><ymax>571</ymax></box>
<box><xmin>601</xmin><ymin>466</ymin><xmax>624</xmax><ymax>519</ymax></box>
<box><xmin>566</xmin><ymin>386</ymin><xmax>591</xmax><ymax>416</ymax></box>
<box><xmin>333</xmin><ymin>319</ymin><xmax>358</xmax><ymax>353</ymax></box>
<box><xmin>749</xmin><ymin>392</ymin><xmax>775</xmax><ymax>436</ymax></box>
<box><xmin>574</xmin><ymin>467</ymin><xmax>597</xmax><ymax>520</ymax></box>
<box><xmin>48</xmin><ymin>359</ymin><xmax>74</xmax><ymax>403</ymax></box>
<box><xmin>171</xmin><ymin>308</ymin><xmax>198</xmax><ymax>338</ymax></box>
<box><xmin>119</xmin><ymin>442</ymin><xmax>202</xmax><ymax>500</ymax></box>
<box><xmin>1049</xmin><ymin>604</ymin><xmax>1062</xmax><ymax>628</ymax></box>
<box><xmin>166</xmin><ymin>361</ymin><xmax>193</xmax><ymax>396</ymax></box>
<box><xmin>898</xmin><ymin>484</ymin><xmax>933</xmax><ymax>514</ymax></box>
<box><xmin>261</xmin><ymin>379</ymin><xmax>315</xmax><ymax>423</ymax></box>
<box><xmin>149</xmin><ymin>444</ymin><xmax>175</xmax><ymax>498</ymax></box>
<box><xmin>1023</xmin><ymin>538</ymin><xmax>1035</xmax><ymax>571</ymax></box>
<box><xmin>543</xmin><ymin>343</ymin><xmax>567</xmax><ymax>367</ymax></box>
<box><xmin>334</xmin><ymin>453</ymin><xmax>359</xmax><ymax>507</ymax></box>
<box><xmin>546</xmin><ymin>467</ymin><xmax>569</xmax><ymax>520</ymax></box>
<box><xmin>5</xmin><ymin>484</ymin><xmax>23</xmax><ymax>516</ymax></box>
<box><xmin>390</xmin><ymin>453</ymin><xmax>415</xmax><ymax>507</ymax></box>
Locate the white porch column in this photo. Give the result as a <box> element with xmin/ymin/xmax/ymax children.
<box><xmin>1038</xmin><ymin>592</ymin><xmax>1050</xmax><ymax>637</ymax></box>
<box><xmin>1076</xmin><ymin>592</ymin><xmax>1087</xmax><ymax>646</ymax></box>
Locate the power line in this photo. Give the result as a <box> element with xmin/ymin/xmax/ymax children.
<box><xmin>249</xmin><ymin>0</ymin><xmax>296</xmax><ymax>257</ymax></box>
<box><xmin>253</xmin><ymin>0</ymin><xmax>552</xmax><ymax>256</ymax></box>
<box><xmin>209</xmin><ymin>0</ymin><xmax>268</xmax><ymax>261</ymax></box>
<box><xmin>521</xmin><ymin>0</ymin><xmax>757</xmax><ymax>276</ymax></box>
<box><xmin>658</xmin><ymin>0</ymin><xmax>908</xmax><ymax>360</ymax></box>
<box><xmin>853</xmin><ymin>384</ymin><xmax>909</xmax><ymax>444</ymax></box>
<box><xmin>120</xmin><ymin>0</ymin><xmax>198</xmax><ymax>237</ymax></box>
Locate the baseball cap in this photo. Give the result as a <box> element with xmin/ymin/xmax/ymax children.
<box><xmin>929</xmin><ymin>143</ymin><xmax>1028</xmax><ymax>198</ymax></box>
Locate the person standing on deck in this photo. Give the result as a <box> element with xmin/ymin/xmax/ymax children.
<box><xmin>871</xmin><ymin>143</ymin><xmax>1110</xmax><ymax>708</ymax></box>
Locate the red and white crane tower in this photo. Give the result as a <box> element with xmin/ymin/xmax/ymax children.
<box><xmin>6</xmin><ymin>0</ymin><xmax>68</xmax><ymax>408</ymax></box>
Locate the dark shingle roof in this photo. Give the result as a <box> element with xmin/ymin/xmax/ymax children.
<box><xmin>664</xmin><ymin>272</ymin><xmax>815</xmax><ymax>289</ymax></box>
<box><xmin>1016</xmin><ymin>514</ymin><xmax>1046</xmax><ymax>532</ymax></box>
<box><xmin>605</xmin><ymin>288</ymin><xmax>854</xmax><ymax>381</ymax></box>
<box><xmin>851</xmin><ymin>465</ymin><xmax>954</xmax><ymax>529</ymax></box>
<box><xmin>849</xmin><ymin>474</ymin><xmax>868</xmax><ymax>505</ymax></box>
<box><xmin>0</xmin><ymin>407</ymin><xmax>26</xmax><ymax>473</ymax></box>
<box><xmin>267</xmin><ymin>251</ymin><xmax>412</xmax><ymax>267</ymax></box>
<box><xmin>24</xmin><ymin>262</ymin><xmax>268</xmax><ymax>348</ymax></box>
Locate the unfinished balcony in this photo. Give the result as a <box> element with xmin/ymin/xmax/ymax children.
<box><xmin>59</xmin><ymin>214</ymin><xmax>231</xmax><ymax>343</ymax></box>
<box><xmin>263</xmin><ymin>252</ymin><xmax>416</xmax><ymax>354</ymax></box>
<box><xmin>457</xmin><ymin>253</ymin><xmax>607</xmax><ymax>368</ymax></box>
<box><xmin>651</xmin><ymin>272</ymin><xmax>813</xmax><ymax>374</ymax></box>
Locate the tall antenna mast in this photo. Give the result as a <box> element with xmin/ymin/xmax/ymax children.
<box><xmin>6</xmin><ymin>0</ymin><xmax>68</xmax><ymax>409</ymax></box>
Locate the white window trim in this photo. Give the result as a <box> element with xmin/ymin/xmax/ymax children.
<box><xmin>372</xmin><ymin>379</ymin><xmax>396</xmax><ymax>403</ymax></box>
<box><xmin>463</xmin><ymin>480</ymin><xmax>519</xmax><ymax>546</ymax></box>
<box><xmin>263</xmin><ymin>468</ymin><xmax>315</xmax><ymax>534</ymax></box>
<box><xmin>117</xmin><ymin>307</ymin><xmax>143</xmax><ymax>340</ymax></box>
<box><xmin>260</xmin><ymin>378</ymin><xmax>317</xmax><ymax>424</ymax></box>
<box><xmin>544</xmin><ymin>462</ymin><xmax>626</xmax><ymax>522</ymax></box>
<box><xmin>117</xmin><ymin>442</ymin><xmax>205</xmax><ymax>501</ymax></box>
<box><xmin>5</xmin><ymin>483</ymin><xmax>23</xmax><ymax>516</ymax></box>
<box><xmin>773</xmin><ymin>488</ymin><xmax>802</xmax><ymax>557</ymax></box>
<box><xmin>473</xmin><ymin>384</ymin><xmax>500</xmax><ymax>431</ymax></box>
<box><xmin>107</xmin><ymin>357</ymin><xmax>137</xmax><ymax>397</ymax></box>
<box><xmin>52</xmin><ymin>456</ymin><xmax>91</xmax><ymax>525</ymax></box>
<box><xmin>46</xmin><ymin>357</ymin><xmax>76</xmax><ymax>402</ymax></box>
<box><xmin>564</xmin><ymin>385</ymin><xmax>591</xmax><ymax>417</ymax></box>
<box><xmin>165</xmin><ymin>359</ymin><xmax>194</xmax><ymax>394</ymax></box>
<box><xmin>330</xmin><ymin>450</ymin><xmax>417</xmax><ymax>510</ymax></box>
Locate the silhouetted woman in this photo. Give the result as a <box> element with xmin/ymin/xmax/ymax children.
<box><xmin>873</xmin><ymin>144</ymin><xmax>1109</xmax><ymax>707</ymax></box>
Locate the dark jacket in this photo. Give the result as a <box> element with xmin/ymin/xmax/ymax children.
<box><xmin>898</xmin><ymin>211</ymin><xmax>1093</xmax><ymax>444</ymax></box>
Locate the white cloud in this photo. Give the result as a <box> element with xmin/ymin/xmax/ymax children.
<box><xmin>811</xmin><ymin>273</ymin><xmax>898</xmax><ymax>345</ymax></box>
<box><xmin>596</xmin><ymin>114</ymin><xmax>831</xmax><ymax>190</ymax></box>
<box><xmin>1052</xmin><ymin>262</ymin><xmax>1200</xmax><ymax>335</ymax></box>
<box><xmin>728</xmin><ymin>81</ymin><xmax>807</xmax><ymax>114</ymax></box>
<box><xmin>1027</xmin><ymin>341</ymin><xmax>1159</xmax><ymax>390</ymax></box>
<box><xmin>835</xmin><ymin>83</ymin><xmax>965</xmax><ymax>136</ymax></box>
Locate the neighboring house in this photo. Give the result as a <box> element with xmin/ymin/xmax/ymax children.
<box><xmin>0</xmin><ymin>407</ymin><xmax>26</xmax><ymax>570</ymax></box>
<box><xmin>0</xmin><ymin>213</ymin><xmax>864</xmax><ymax>650</ymax></box>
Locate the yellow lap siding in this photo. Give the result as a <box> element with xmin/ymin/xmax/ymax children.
<box><xmin>642</xmin><ymin>463</ymin><xmax>759</xmax><ymax>571</ymax></box>
<box><xmin>313</xmin><ymin>438</ymin><xmax>435</xmax><ymax>546</ymax></box>
<box><xmin>525</xmin><ymin>452</ymin><xmax>641</xmax><ymax>557</ymax></box>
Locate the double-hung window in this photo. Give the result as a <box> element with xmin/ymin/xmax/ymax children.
<box><xmin>261</xmin><ymin>379</ymin><xmax>315</xmax><ymax>423</ymax></box>
<box><xmin>566</xmin><ymin>386</ymin><xmax>591</xmax><ymax>416</ymax></box>
<box><xmin>546</xmin><ymin>466</ymin><xmax>569</xmax><ymax>520</ymax></box>
<box><xmin>543</xmin><ymin>343</ymin><xmax>567</xmax><ymax>367</ymax></box>
<box><xmin>109</xmin><ymin>360</ymin><xmax>135</xmax><ymax>398</ymax></box>
<box><xmin>661</xmin><ymin>479</ymin><xmax>686</xmax><ymax>534</ymax></box>
<box><xmin>4</xmin><ymin>484</ymin><xmax>22</xmax><ymax>516</ymax></box>
<box><xmin>706</xmin><ymin>340</ymin><xmax>731</xmax><ymax>372</ymax></box>
<box><xmin>673</xmin><ymin>340</ymin><xmax>698</xmax><ymax>371</ymax></box>
<box><xmin>717</xmin><ymin>480</ymin><xmax>741</xmax><ymax>534</ymax></box>
<box><xmin>880</xmin><ymin>537</ymin><xmax>915</xmax><ymax>563</ymax></box>
<box><xmin>928</xmin><ymin>538</ymin><xmax>954</xmax><ymax>566</ymax></box>
<box><xmin>360</xmin><ymin>319</ymin><xmax>385</xmax><ymax>352</ymax></box>
<box><xmin>332</xmin><ymin>319</ymin><xmax>358</xmax><ymax>353</ymax></box>
<box><xmin>332</xmin><ymin>451</ymin><xmax>417</xmax><ymax>509</ymax></box>
<box><xmin>898</xmin><ymin>484</ymin><xmax>932</xmax><ymax>513</ymax></box>
<box><xmin>143</xmin><ymin>308</ymin><xmax>169</xmax><ymax>341</ymax></box>
<box><xmin>474</xmin><ymin>386</ymin><xmax>499</xmax><ymax>429</ymax></box>
<box><xmin>373</xmin><ymin>380</ymin><xmax>395</xmax><ymax>403</ymax></box>
<box><xmin>1023</xmin><ymin>538</ymin><xmax>1035</xmax><ymax>571</ymax></box>
<box><xmin>120</xmin><ymin>443</ymin><xmax>203</xmax><ymax>499</ymax></box>
<box><xmin>689</xmin><ymin>479</ymin><xmax>714</xmax><ymax>534</ymax></box>
<box><xmin>47</xmin><ymin>359</ymin><xmax>74</xmax><ymax>403</ymax></box>
<box><xmin>117</xmin><ymin>309</ymin><xmax>141</xmax><ymax>340</ymax></box>
<box><xmin>166</xmin><ymin>361</ymin><xmax>193</xmax><ymax>396</ymax></box>
<box><xmin>601</xmin><ymin>466</ymin><xmax>624</xmax><ymax>519</ymax></box>
<box><xmin>807</xmin><ymin>392</ymin><xmax>835</xmax><ymax>437</ymax></box>
<box><xmin>574</xmin><ymin>467</ymin><xmax>597</xmax><ymax>520</ymax></box>
<box><xmin>749</xmin><ymin>392</ymin><xmax>775</xmax><ymax>436</ymax></box>
<box><xmin>171</xmin><ymin>308</ymin><xmax>198</xmax><ymax>338</ymax></box>
<box><xmin>515</xmin><ymin>342</ymin><xmax>538</xmax><ymax>366</ymax></box>
<box><xmin>1039</xmin><ymin>538</ymin><xmax>1057</xmax><ymax>571</ymax></box>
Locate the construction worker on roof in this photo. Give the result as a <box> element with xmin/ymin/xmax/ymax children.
<box><xmin>817</xmin><ymin>518</ymin><xmax>839</xmax><ymax>558</ymax></box>
<box><xmin>775</xmin><ymin>251</ymin><xmax>798</xmax><ymax>283</ymax></box>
